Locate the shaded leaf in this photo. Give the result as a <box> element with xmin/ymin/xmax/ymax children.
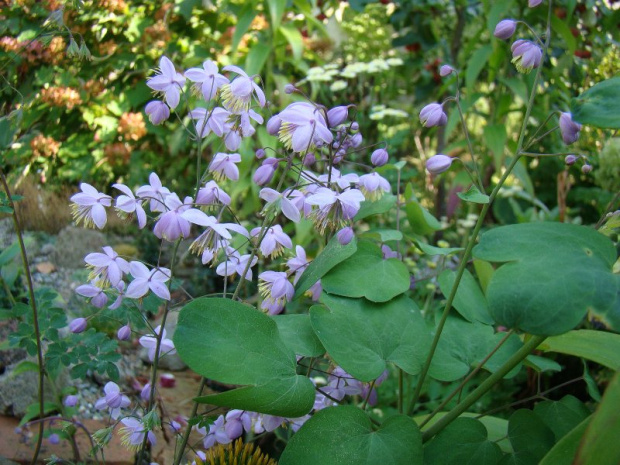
<box><xmin>571</xmin><ymin>76</ymin><xmax>620</xmax><ymax>129</ymax></box>
<box><xmin>438</xmin><ymin>269</ymin><xmax>494</xmax><ymax>324</ymax></box>
<box><xmin>507</xmin><ymin>410</ymin><xmax>555</xmax><ymax>462</ymax></box>
<box><xmin>458</xmin><ymin>185</ymin><xmax>490</xmax><ymax>204</ymax></box>
<box><xmin>539</xmin><ymin>330</ymin><xmax>620</xmax><ymax>370</ymax></box>
<box><xmin>273</xmin><ymin>314</ymin><xmax>325</xmax><ymax>358</ymax></box>
<box><xmin>354</xmin><ymin>194</ymin><xmax>396</xmax><ymax>220</ymax></box>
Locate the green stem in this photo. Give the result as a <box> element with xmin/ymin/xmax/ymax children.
<box><xmin>0</xmin><ymin>168</ymin><xmax>45</xmax><ymax>465</ymax></box>
<box><xmin>421</xmin><ymin>335</ymin><xmax>546</xmax><ymax>441</ymax></box>
<box><xmin>173</xmin><ymin>377</ymin><xmax>207</xmax><ymax>465</ymax></box>
<box><xmin>454</xmin><ymin>93</ymin><xmax>484</xmax><ymax>192</ymax></box>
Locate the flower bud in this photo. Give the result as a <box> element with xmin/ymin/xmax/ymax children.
<box><xmin>284</xmin><ymin>84</ymin><xmax>297</xmax><ymax>94</ymax></box>
<box><xmin>266</xmin><ymin>116</ymin><xmax>281</xmax><ymax>135</ymax></box>
<box><xmin>253</xmin><ymin>164</ymin><xmax>276</xmax><ymax>186</ymax></box>
<box><xmin>511</xmin><ymin>40</ymin><xmax>542</xmax><ymax>74</ymax></box>
<box><xmin>371</xmin><ymin>148</ymin><xmax>389</xmax><ymax>166</ymax></box>
<box><xmin>140</xmin><ymin>383</ymin><xmax>151</xmax><ymax>402</ymax></box>
<box><xmin>409</xmin><ymin>275</ymin><xmax>416</xmax><ymax>291</ymax></box>
<box><xmin>494</xmin><ymin>20</ymin><xmax>517</xmax><ymax>39</ymax></box>
<box><xmin>581</xmin><ymin>163</ymin><xmax>592</xmax><ymax>174</ymax></box>
<box><xmin>117</xmin><ymin>324</ymin><xmax>131</xmax><ymax>341</ymax></box>
<box><xmin>559</xmin><ymin>112</ymin><xmax>582</xmax><ymax>145</ymax></box>
<box><xmin>350</xmin><ymin>122</ymin><xmax>359</xmax><ymax>132</ymax></box>
<box><xmin>304</xmin><ymin>152</ymin><xmax>316</xmax><ymax>166</ymax></box>
<box><xmin>69</xmin><ymin>317</ymin><xmax>87</xmax><ymax>334</ymax></box>
<box><xmin>529</xmin><ymin>0</ymin><xmax>543</xmax><ymax>7</ymax></box>
<box><xmin>426</xmin><ymin>154</ymin><xmax>453</xmax><ymax>174</ymax></box>
<box><xmin>564</xmin><ymin>154</ymin><xmax>578</xmax><ymax>166</ymax></box>
<box><xmin>48</xmin><ymin>433</ymin><xmax>60</xmax><ymax>445</ymax></box>
<box><xmin>419</xmin><ymin>103</ymin><xmax>447</xmax><ymax>127</ymax></box>
<box><xmin>327</xmin><ymin>106</ymin><xmax>349</xmax><ymax>127</ymax></box>
<box><xmin>439</xmin><ymin>64</ymin><xmax>455</xmax><ymax>77</ymax></box>
<box><xmin>336</xmin><ymin>227</ymin><xmax>354</xmax><ymax>245</ymax></box>
<box><xmin>350</xmin><ymin>132</ymin><xmax>363</xmax><ymax>148</ymax></box>
<box><xmin>255</xmin><ymin>148</ymin><xmax>266</xmax><ymax>159</ymax></box>
<box><xmin>144</xmin><ymin>100</ymin><xmax>170</xmax><ymax>125</ymax></box>
<box><xmin>63</xmin><ymin>395</ymin><xmax>78</xmax><ymax>407</ymax></box>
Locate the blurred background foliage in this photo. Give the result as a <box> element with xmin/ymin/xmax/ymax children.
<box><xmin>0</xmin><ymin>0</ymin><xmax>618</xmax><ymax>228</ymax></box>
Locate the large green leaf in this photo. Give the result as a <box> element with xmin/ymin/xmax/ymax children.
<box><xmin>438</xmin><ymin>269</ymin><xmax>494</xmax><ymax>325</ymax></box>
<box><xmin>539</xmin><ymin>330</ymin><xmax>620</xmax><ymax>370</ymax></box>
<box><xmin>473</xmin><ymin>223</ymin><xmax>618</xmax><ymax>335</ymax></box>
<box><xmin>533</xmin><ymin>396</ymin><xmax>591</xmax><ymax>442</ymax></box>
<box><xmin>278</xmin><ymin>24</ymin><xmax>304</xmax><ymax>61</ymax></box>
<box><xmin>293</xmin><ymin>235</ymin><xmax>357</xmax><ymax>299</ymax></box>
<box><xmin>539</xmin><ymin>417</ymin><xmax>590</xmax><ymax>465</ymax></box>
<box><xmin>574</xmin><ymin>371</ymin><xmax>620</xmax><ymax>465</ymax></box>
<box><xmin>279</xmin><ymin>406</ymin><xmax>423</xmax><ymax>465</ymax></box>
<box><xmin>406</xmin><ymin>198</ymin><xmax>442</xmax><ymax>236</ymax></box>
<box><xmin>506</xmin><ymin>410</ymin><xmax>555</xmax><ymax>462</ymax></box>
<box><xmin>266</xmin><ymin>0</ymin><xmax>286</xmax><ymax>30</ymax></box>
<box><xmin>312</xmin><ymin>294</ymin><xmax>461</xmax><ymax>382</ymax></box>
<box><xmin>174</xmin><ymin>298</ymin><xmax>314</xmax><ymax>417</ymax></box>
<box><xmin>273</xmin><ymin>314</ymin><xmax>325</xmax><ymax>357</ymax></box>
<box><xmin>321</xmin><ymin>241</ymin><xmax>410</xmax><ymax>302</ymax></box>
<box><xmin>570</xmin><ymin>76</ymin><xmax>620</xmax><ymax>129</ymax></box>
<box><xmin>423</xmin><ymin>417</ymin><xmax>504</xmax><ymax>465</ymax></box>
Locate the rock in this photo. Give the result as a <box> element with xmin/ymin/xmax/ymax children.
<box><xmin>0</xmin><ymin>321</ymin><xmax>27</xmax><ymax>375</ymax></box>
<box><xmin>35</xmin><ymin>262</ymin><xmax>56</xmax><ymax>274</ymax></box>
<box><xmin>51</xmin><ymin>226</ymin><xmax>106</xmax><ymax>269</ymax></box>
<box><xmin>140</xmin><ymin>310</ymin><xmax>187</xmax><ymax>371</ymax></box>
<box><xmin>39</xmin><ymin>243</ymin><xmax>55</xmax><ymax>256</ymax></box>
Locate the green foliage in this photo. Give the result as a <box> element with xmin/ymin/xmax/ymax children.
<box><xmin>571</xmin><ymin>77</ymin><xmax>620</xmax><ymax>129</ymax></box>
<box><xmin>438</xmin><ymin>269</ymin><xmax>493</xmax><ymax>324</ymax></box>
<box><xmin>539</xmin><ymin>330</ymin><xmax>620</xmax><ymax>370</ymax></box>
<box><xmin>280</xmin><ymin>406</ymin><xmax>423</xmax><ymax>465</ymax></box>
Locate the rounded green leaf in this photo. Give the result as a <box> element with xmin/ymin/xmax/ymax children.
<box><xmin>533</xmin><ymin>396</ymin><xmax>591</xmax><ymax>441</ymax></box>
<box><xmin>473</xmin><ymin>223</ymin><xmax>617</xmax><ymax>336</ymax></box>
<box><xmin>438</xmin><ymin>269</ymin><xmax>494</xmax><ymax>325</ymax></box>
<box><xmin>321</xmin><ymin>240</ymin><xmax>410</xmax><ymax>302</ymax></box>
<box><xmin>423</xmin><ymin>417</ymin><xmax>504</xmax><ymax>465</ymax></box>
<box><xmin>279</xmin><ymin>406</ymin><xmax>423</xmax><ymax>465</ymax></box>
<box><xmin>273</xmin><ymin>314</ymin><xmax>325</xmax><ymax>357</ymax></box>
<box><xmin>507</xmin><ymin>410</ymin><xmax>555</xmax><ymax>462</ymax></box>
<box><xmin>174</xmin><ymin>298</ymin><xmax>314</xmax><ymax>417</ymax></box>
<box><xmin>539</xmin><ymin>330</ymin><xmax>620</xmax><ymax>370</ymax></box>
<box><xmin>570</xmin><ymin>76</ymin><xmax>620</xmax><ymax>129</ymax></box>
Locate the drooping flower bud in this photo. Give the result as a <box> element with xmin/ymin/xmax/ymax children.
<box><xmin>69</xmin><ymin>317</ymin><xmax>87</xmax><ymax>334</ymax></box>
<box><xmin>140</xmin><ymin>383</ymin><xmax>151</xmax><ymax>402</ymax></box>
<box><xmin>266</xmin><ymin>115</ymin><xmax>281</xmax><ymax>135</ymax></box>
<box><xmin>144</xmin><ymin>100</ymin><xmax>170</xmax><ymax>125</ymax></box>
<box><xmin>327</xmin><ymin>106</ymin><xmax>349</xmax><ymax>127</ymax></box>
<box><xmin>494</xmin><ymin>20</ymin><xmax>517</xmax><ymax>39</ymax></box>
<box><xmin>581</xmin><ymin>163</ymin><xmax>592</xmax><ymax>174</ymax></box>
<box><xmin>528</xmin><ymin>0</ymin><xmax>543</xmax><ymax>7</ymax></box>
<box><xmin>336</xmin><ymin>226</ymin><xmax>354</xmax><ymax>245</ymax></box>
<box><xmin>63</xmin><ymin>395</ymin><xmax>79</xmax><ymax>407</ymax></box>
<box><xmin>419</xmin><ymin>103</ymin><xmax>447</xmax><ymax>127</ymax></box>
<box><xmin>371</xmin><ymin>148</ymin><xmax>389</xmax><ymax>166</ymax></box>
<box><xmin>564</xmin><ymin>154</ymin><xmax>578</xmax><ymax>165</ymax></box>
<box><xmin>439</xmin><ymin>64</ymin><xmax>455</xmax><ymax>77</ymax></box>
<box><xmin>350</xmin><ymin>133</ymin><xmax>363</xmax><ymax>148</ymax></box>
<box><xmin>350</xmin><ymin>122</ymin><xmax>359</xmax><ymax>132</ymax></box>
<box><xmin>284</xmin><ymin>84</ymin><xmax>297</xmax><ymax>94</ymax></box>
<box><xmin>559</xmin><ymin>112</ymin><xmax>582</xmax><ymax>145</ymax></box>
<box><xmin>255</xmin><ymin>148</ymin><xmax>266</xmax><ymax>159</ymax></box>
<box><xmin>303</xmin><ymin>152</ymin><xmax>316</xmax><ymax>167</ymax></box>
<box><xmin>48</xmin><ymin>434</ymin><xmax>60</xmax><ymax>445</ymax></box>
<box><xmin>117</xmin><ymin>324</ymin><xmax>131</xmax><ymax>341</ymax></box>
<box><xmin>426</xmin><ymin>154</ymin><xmax>453</xmax><ymax>174</ymax></box>
<box><xmin>253</xmin><ymin>164</ymin><xmax>276</xmax><ymax>186</ymax></box>
<box><xmin>511</xmin><ymin>39</ymin><xmax>543</xmax><ymax>74</ymax></box>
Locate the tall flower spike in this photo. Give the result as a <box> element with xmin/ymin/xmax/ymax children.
<box><xmin>146</xmin><ymin>56</ymin><xmax>186</xmax><ymax>109</ymax></box>
<box><xmin>219</xmin><ymin>65</ymin><xmax>266</xmax><ymax>112</ymax></box>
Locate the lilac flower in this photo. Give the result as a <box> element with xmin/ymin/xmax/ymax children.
<box><xmin>326</xmin><ymin>106</ymin><xmax>349</xmax><ymax>127</ymax></box>
<box><xmin>336</xmin><ymin>226</ymin><xmax>354</xmax><ymax>245</ymax></box>
<box><xmin>63</xmin><ymin>395</ymin><xmax>78</xmax><ymax>408</ymax></box>
<box><xmin>125</xmin><ymin>261</ymin><xmax>171</xmax><ymax>301</ymax></box>
<box><xmin>139</xmin><ymin>325</ymin><xmax>176</xmax><ymax>362</ymax></box>
<box><xmin>273</xmin><ymin>102</ymin><xmax>333</xmax><ymax>153</ymax></box>
<box><xmin>426</xmin><ymin>154</ymin><xmax>453</xmax><ymax>174</ymax></box>
<box><xmin>254</xmin><ymin>415</ymin><xmax>284</xmax><ymax>433</ymax></box>
<box><xmin>209</xmin><ymin>153</ymin><xmax>241</xmax><ymax>181</ymax></box>
<box><xmin>288</xmin><ymin>415</ymin><xmax>311</xmax><ymax>432</ymax></box>
<box><xmin>266</xmin><ymin>115</ymin><xmax>281</xmax><ymax>135</ymax></box>
<box><xmin>48</xmin><ymin>433</ymin><xmax>60</xmax><ymax>445</ymax></box>
<box><xmin>251</xmin><ymin>224</ymin><xmax>293</xmax><ymax>258</ymax></box>
<box><xmin>382</xmin><ymin>244</ymin><xmax>402</xmax><ymax>260</ymax></box>
<box><xmin>153</xmin><ymin>194</ymin><xmax>195</xmax><ymax>241</ymax></box>
<box><xmin>119</xmin><ymin>417</ymin><xmax>156</xmax><ymax>451</ymax></box>
<box><xmin>70</xmin><ymin>183</ymin><xmax>112</xmax><ymax>229</ymax></box>
<box><xmin>286</xmin><ymin>245</ymin><xmax>310</xmax><ymax>284</ymax></box>
<box><xmin>198</xmin><ymin>415</ymin><xmax>231</xmax><ymax>449</ymax></box>
<box><xmin>306</xmin><ymin>188</ymin><xmax>365</xmax><ymax>233</ymax></box>
<box><xmin>185</xmin><ymin>60</ymin><xmax>229</xmax><ymax>101</ymax></box>
<box><xmin>286</xmin><ymin>188</ymin><xmax>313</xmax><ymax>218</ymax></box>
<box><xmin>181</xmin><ymin>209</ymin><xmax>249</xmax><ymax>261</ymax></box>
<box><xmin>494</xmin><ymin>20</ymin><xmax>517</xmax><ymax>39</ymax></box>
<box><xmin>419</xmin><ymin>103</ymin><xmax>447</xmax><ymax>128</ymax></box>
<box><xmin>216</xmin><ymin>249</ymin><xmax>258</xmax><ymax>280</ymax></box>
<box><xmin>95</xmin><ymin>381</ymin><xmax>130</xmax><ymax>420</ymax></box>
<box><xmin>136</xmin><ymin>173</ymin><xmax>170</xmax><ymax>213</ymax></box>
<box><xmin>76</xmin><ymin>281</ymin><xmax>108</xmax><ymax>308</ymax></box>
<box><xmin>565</xmin><ymin>154</ymin><xmax>578</xmax><ymax>165</ymax></box>
<box><xmin>259</xmin><ymin>271</ymin><xmax>294</xmax><ymax>315</ymax></box>
<box><xmin>108</xmin><ymin>281</ymin><xmax>126</xmax><ymax>310</ymax></box>
<box><xmin>196</xmin><ymin>180</ymin><xmax>231</xmax><ymax>207</ymax></box>
<box><xmin>117</xmin><ymin>324</ymin><xmax>131</xmax><ymax>341</ymax></box>
<box><xmin>324</xmin><ymin>367</ymin><xmax>363</xmax><ymax>401</ymax></box>
<box><xmin>220</xmin><ymin>65</ymin><xmax>266</xmax><ymax>112</ymax></box>
<box><xmin>69</xmin><ymin>317</ymin><xmax>87</xmax><ymax>334</ymax></box>
<box><xmin>284</xmin><ymin>83</ymin><xmax>297</xmax><ymax>94</ymax></box>
<box><xmin>253</xmin><ymin>163</ymin><xmax>276</xmax><ymax>186</ymax></box>
<box><xmin>113</xmin><ymin>183</ymin><xmax>147</xmax><ymax>229</ymax></box>
<box><xmin>511</xmin><ymin>39</ymin><xmax>543</xmax><ymax>74</ymax></box>
<box><xmin>146</xmin><ymin>56</ymin><xmax>186</xmax><ymax>109</ymax></box>
<box><xmin>559</xmin><ymin>112</ymin><xmax>582</xmax><ymax>145</ymax></box>
<box><xmin>371</xmin><ymin>148</ymin><xmax>388</xmax><ymax>166</ymax></box>
<box><xmin>224</xmin><ymin>410</ymin><xmax>250</xmax><ymax>440</ymax></box>
<box><xmin>318</xmin><ymin>168</ymin><xmax>359</xmax><ymax>190</ymax></box>
<box><xmin>439</xmin><ymin>64</ymin><xmax>455</xmax><ymax>77</ymax></box>
<box><xmin>359</xmin><ymin>172</ymin><xmax>391</xmax><ymax>200</ymax></box>
<box><xmin>144</xmin><ymin>100</ymin><xmax>170</xmax><ymax>125</ymax></box>
<box><xmin>529</xmin><ymin>0</ymin><xmax>543</xmax><ymax>7</ymax></box>
<box><xmin>84</xmin><ymin>246</ymin><xmax>129</xmax><ymax>286</ymax></box>
<box><xmin>582</xmin><ymin>164</ymin><xmax>592</xmax><ymax>174</ymax></box>
<box><xmin>260</xmin><ymin>188</ymin><xmax>301</xmax><ymax>223</ymax></box>
<box><xmin>140</xmin><ymin>383</ymin><xmax>151</xmax><ymax>403</ymax></box>
<box><xmin>189</xmin><ymin>107</ymin><xmax>224</xmax><ymax>139</ymax></box>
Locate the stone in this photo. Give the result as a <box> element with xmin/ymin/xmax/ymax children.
<box><xmin>51</xmin><ymin>226</ymin><xmax>106</xmax><ymax>269</ymax></box>
<box><xmin>35</xmin><ymin>262</ymin><xmax>56</xmax><ymax>274</ymax></box>
<box><xmin>39</xmin><ymin>243</ymin><xmax>55</xmax><ymax>256</ymax></box>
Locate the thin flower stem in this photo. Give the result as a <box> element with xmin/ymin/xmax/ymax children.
<box><xmin>520</xmin><ymin>151</ymin><xmax>572</xmax><ymax>157</ymax></box>
<box><xmin>421</xmin><ymin>335</ymin><xmax>547</xmax><ymax>442</ymax></box>
<box><xmin>0</xmin><ymin>168</ymin><xmax>45</xmax><ymax>465</ymax></box>
<box><xmin>173</xmin><ymin>377</ymin><xmax>207</xmax><ymax>465</ymax></box>
<box><xmin>138</xmin><ymin>239</ymin><xmax>182</xmax><ymax>462</ymax></box>
<box><xmin>408</xmin><ymin>3</ymin><xmax>552</xmax><ymax>414</ymax></box>
<box><xmin>419</xmin><ymin>330</ymin><xmax>515</xmax><ymax>428</ymax></box>
<box><xmin>454</xmin><ymin>91</ymin><xmax>484</xmax><ymax>192</ymax></box>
